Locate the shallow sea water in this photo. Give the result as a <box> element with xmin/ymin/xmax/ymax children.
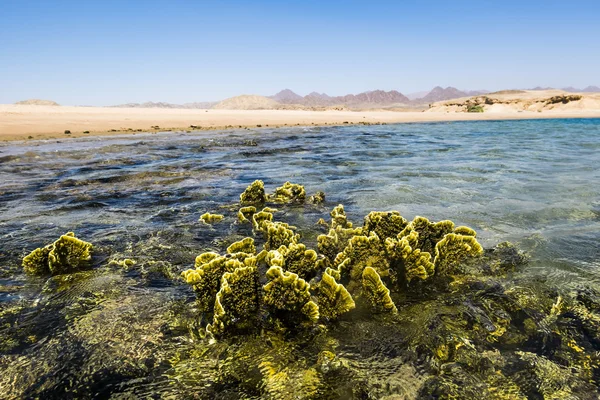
<box><xmin>1</xmin><ymin>118</ymin><xmax>600</xmax><ymax>398</ymax></box>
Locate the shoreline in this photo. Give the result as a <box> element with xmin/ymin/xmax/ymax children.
<box><xmin>1</xmin><ymin>104</ymin><xmax>600</xmax><ymax>142</ymax></box>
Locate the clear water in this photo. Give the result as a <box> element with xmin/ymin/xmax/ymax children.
<box><xmin>2</xmin><ymin>119</ymin><xmax>599</xmax><ymax>284</ymax></box>
<box><xmin>1</xmin><ymin>118</ymin><xmax>600</xmax><ymax>398</ymax></box>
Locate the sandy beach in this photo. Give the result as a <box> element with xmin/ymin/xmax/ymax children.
<box><xmin>1</xmin><ymin>100</ymin><xmax>600</xmax><ymax>142</ymax></box>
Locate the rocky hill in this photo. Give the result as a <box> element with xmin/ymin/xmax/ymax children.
<box><xmin>415</xmin><ymin>87</ymin><xmax>489</xmax><ymax>104</ymax></box>
<box><xmin>270</xmin><ymin>89</ymin><xmax>304</xmax><ymax>104</ymax></box>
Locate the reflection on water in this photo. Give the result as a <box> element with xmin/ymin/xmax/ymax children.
<box><xmin>1</xmin><ymin>118</ymin><xmax>600</xmax><ymax>398</ymax></box>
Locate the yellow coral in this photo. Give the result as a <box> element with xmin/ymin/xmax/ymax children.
<box><xmin>208</xmin><ymin>265</ymin><xmax>259</xmax><ymax>335</ymax></box>
<box><xmin>315</xmin><ymin>270</ymin><xmax>355</xmax><ymax>320</ymax></box>
<box><xmin>23</xmin><ymin>232</ymin><xmax>93</xmax><ymax>275</ymax></box>
<box><xmin>386</xmin><ymin>230</ymin><xmax>435</xmax><ymax>282</ymax></box>
<box><xmin>266</xmin><ymin>242</ymin><xmax>319</xmax><ymax>280</ymax></box>
<box><xmin>363</xmin><ymin>210</ymin><xmax>408</xmax><ymax>241</ymax></box>
<box><xmin>22</xmin><ymin>245</ymin><xmax>52</xmax><ymax>275</ymax></box>
<box><xmin>270</xmin><ymin>181</ymin><xmax>306</xmax><ymax>203</ymax></box>
<box><xmin>362</xmin><ymin>267</ymin><xmax>397</xmax><ymax>313</ymax></box>
<box><xmin>335</xmin><ymin>232</ymin><xmax>390</xmax><ymax>284</ymax></box>
<box><xmin>433</xmin><ymin>233</ymin><xmax>484</xmax><ymax>276</ymax></box>
<box><xmin>262</xmin><ymin>221</ymin><xmax>300</xmax><ymax>251</ymax></box>
<box><xmin>199</xmin><ymin>212</ymin><xmax>224</xmax><ymax>224</ymax></box>
<box><xmin>182</xmin><ymin>255</ymin><xmax>233</xmax><ymax>311</ymax></box>
<box><xmin>238</xmin><ymin>206</ymin><xmax>257</xmax><ymax>223</ymax></box>
<box><xmin>252</xmin><ymin>209</ymin><xmax>274</xmax><ymax>230</ymax></box>
<box><xmin>398</xmin><ymin>216</ymin><xmax>455</xmax><ymax>254</ymax></box>
<box><xmin>227</xmin><ymin>237</ymin><xmax>256</xmax><ymax>255</ymax></box>
<box><xmin>240</xmin><ymin>180</ymin><xmax>267</xmax><ymax>204</ymax></box>
<box><xmin>263</xmin><ymin>266</ymin><xmax>319</xmax><ymax>323</ymax></box>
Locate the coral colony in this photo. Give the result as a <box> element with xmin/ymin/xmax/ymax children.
<box><xmin>19</xmin><ymin>180</ymin><xmax>600</xmax><ymax>398</ymax></box>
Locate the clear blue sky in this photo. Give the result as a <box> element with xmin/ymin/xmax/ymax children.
<box><xmin>1</xmin><ymin>0</ymin><xmax>599</xmax><ymax>105</ymax></box>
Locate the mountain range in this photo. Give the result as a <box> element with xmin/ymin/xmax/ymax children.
<box><xmin>269</xmin><ymin>86</ymin><xmax>488</xmax><ymax>107</ymax></box>
<box><xmin>104</xmin><ymin>85</ymin><xmax>599</xmax><ymax>110</ymax></box>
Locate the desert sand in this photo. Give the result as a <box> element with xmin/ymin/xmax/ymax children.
<box><xmin>1</xmin><ymin>90</ymin><xmax>599</xmax><ymax>141</ymax></box>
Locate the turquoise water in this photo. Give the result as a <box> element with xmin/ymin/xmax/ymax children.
<box><xmin>1</xmin><ymin>118</ymin><xmax>600</xmax><ymax>398</ymax></box>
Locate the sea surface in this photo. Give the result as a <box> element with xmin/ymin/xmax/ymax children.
<box><xmin>1</xmin><ymin>118</ymin><xmax>600</xmax><ymax>398</ymax></box>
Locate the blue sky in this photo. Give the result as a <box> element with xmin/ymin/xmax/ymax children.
<box><xmin>1</xmin><ymin>0</ymin><xmax>599</xmax><ymax>105</ymax></box>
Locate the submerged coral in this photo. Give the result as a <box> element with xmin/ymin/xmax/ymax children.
<box><xmin>22</xmin><ymin>232</ymin><xmax>93</xmax><ymax>275</ymax></box>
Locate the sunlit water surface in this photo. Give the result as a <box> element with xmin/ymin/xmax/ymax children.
<box><xmin>1</xmin><ymin>118</ymin><xmax>600</xmax><ymax>398</ymax></box>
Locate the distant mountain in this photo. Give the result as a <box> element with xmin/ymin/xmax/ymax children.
<box><xmin>563</xmin><ymin>86</ymin><xmax>600</xmax><ymax>93</ymax></box>
<box><xmin>407</xmin><ymin>87</ymin><xmax>490</xmax><ymax>104</ymax></box>
<box><xmin>406</xmin><ymin>90</ymin><xmax>430</xmax><ymax>101</ymax></box>
<box><xmin>16</xmin><ymin>99</ymin><xmax>60</xmax><ymax>106</ymax></box>
<box><xmin>270</xmin><ymin>89</ymin><xmax>304</xmax><ymax>104</ymax></box>
<box><xmin>269</xmin><ymin>89</ymin><xmax>410</xmax><ymax>107</ymax></box>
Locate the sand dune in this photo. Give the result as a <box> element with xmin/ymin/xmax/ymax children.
<box><xmin>1</xmin><ymin>96</ymin><xmax>599</xmax><ymax>141</ymax></box>
<box><xmin>427</xmin><ymin>89</ymin><xmax>600</xmax><ymax>113</ymax></box>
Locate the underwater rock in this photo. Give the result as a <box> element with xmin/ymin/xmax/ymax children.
<box><xmin>208</xmin><ymin>265</ymin><xmax>260</xmax><ymax>335</ymax></box>
<box><xmin>199</xmin><ymin>212</ymin><xmax>224</xmax><ymax>224</ymax></box>
<box><xmin>263</xmin><ymin>266</ymin><xmax>319</xmax><ymax>323</ymax></box>
<box><xmin>240</xmin><ymin>180</ymin><xmax>267</xmax><ymax>205</ymax></box>
<box><xmin>314</xmin><ymin>270</ymin><xmax>355</xmax><ymax>320</ymax></box>
<box><xmin>361</xmin><ymin>266</ymin><xmax>397</xmax><ymax>313</ymax></box>
<box><xmin>363</xmin><ymin>210</ymin><xmax>408</xmax><ymax>241</ymax></box>
<box><xmin>398</xmin><ymin>216</ymin><xmax>455</xmax><ymax>254</ymax></box>
<box><xmin>227</xmin><ymin>237</ymin><xmax>256</xmax><ymax>255</ymax></box>
<box><xmin>262</xmin><ymin>221</ymin><xmax>300</xmax><ymax>251</ymax></box>
<box><xmin>266</xmin><ymin>242</ymin><xmax>319</xmax><ymax>280</ymax></box>
<box><xmin>270</xmin><ymin>181</ymin><xmax>306</xmax><ymax>203</ymax></box>
<box><xmin>433</xmin><ymin>233</ymin><xmax>484</xmax><ymax>276</ymax></box>
<box><xmin>22</xmin><ymin>232</ymin><xmax>93</xmax><ymax>275</ymax></box>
